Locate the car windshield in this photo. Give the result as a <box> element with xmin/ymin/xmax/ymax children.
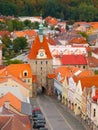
<box><xmin>39</xmin><ymin>128</ymin><xmax>48</xmax><ymax>130</ymax></box>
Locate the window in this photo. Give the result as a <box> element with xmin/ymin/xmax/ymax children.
<box><xmin>41</xmin><ymin>67</ymin><xmax>42</xmax><ymax>70</ymax></box>
<box><xmin>35</xmin><ymin>61</ymin><xmax>37</xmax><ymax>64</ymax></box>
<box><xmin>41</xmin><ymin>61</ymin><xmax>43</xmax><ymax>64</ymax></box>
<box><xmin>23</xmin><ymin>71</ymin><xmax>28</xmax><ymax>77</ymax></box>
<box><xmin>93</xmin><ymin>108</ymin><xmax>96</xmax><ymax>117</ymax></box>
<box><xmin>24</xmin><ymin>72</ymin><xmax>27</xmax><ymax>76</ymax></box>
<box><xmin>24</xmin><ymin>79</ymin><xmax>26</xmax><ymax>82</ymax></box>
<box><xmin>83</xmin><ymin>66</ymin><xmax>85</xmax><ymax>69</ymax></box>
<box><xmin>28</xmin><ymin>79</ymin><xmax>30</xmax><ymax>82</ymax></box>
<box><xmin>46</xmin><ymin>61</ymin><xmax>48</xmax><ymax>64</ymax></box>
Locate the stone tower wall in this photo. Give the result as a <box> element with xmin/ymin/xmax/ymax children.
<box><xmin>29</xmin><ymin>59</ymin><xmax>53</xmax><ymax>89</ymax></box>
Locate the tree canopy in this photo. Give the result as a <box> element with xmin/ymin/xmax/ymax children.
<box><xmin>0</xmin><ymin>0</ymin><xmax>98</xmax><ymax>22</ymax></box>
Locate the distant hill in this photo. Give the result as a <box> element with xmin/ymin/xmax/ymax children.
<box><xmin>0</xmin><ymin>0</ymin><xmax>98</xmax><ymax>22</ymax></box>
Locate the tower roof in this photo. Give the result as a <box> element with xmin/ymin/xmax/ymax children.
<box><xmin>28</xmin><ymin>35</ymin><xmax>52</xmax><ymax>59</ymax></box>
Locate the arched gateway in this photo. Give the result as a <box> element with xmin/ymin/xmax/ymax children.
<box><xmin>28</xmin><ymin>19</ymin><xmax>55</xmax><ymax>97</ymax></box>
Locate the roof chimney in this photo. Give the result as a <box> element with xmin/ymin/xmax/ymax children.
<box><xmin>4</xmin><ymin>101</ymin><xmax>10</xmax><ymax>109</ymax></box>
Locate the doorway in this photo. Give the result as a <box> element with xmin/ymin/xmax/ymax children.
<box><xmin>41</xmin><ymin>86</ymin><xmax>46</xmax><ymax>94</ymax></box>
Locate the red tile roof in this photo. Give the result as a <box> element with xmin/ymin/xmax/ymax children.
<box><xmin>0</xmin><ymin>116</ymin><xmax>11</xmax><ymax>129</ymax></box>
<box><xmin>0</xmin><ymin>64</ymin><xmax>32</xmax><ymax>79</ymax></box>
<box><xmin>28</xmin><ymin>35</ymin><xmax>52</xmax><ymax>59</ymax></box>
<box><xmin>48</xmin><ymin>18</ymin><xmax>58</xmax><ymax>25</ymax></box>
<box><xmin>1</xmin><ymin>107</ymin><xmax>31</xmax><ymax>129</ymax></box>
<box><xmin>14</xmin><ymin>30</ymin><xmax>37</xmax><ymax>37</ymax></box>
<box><xmin>90</xmin><ymin>22</ymin><xmax>98</xmax><ymax>29</ymax></box>
<box><xmin>73</xmin><ymin>75</ymin><xmax>98</xmax><ymax>90</ymax></box>
<box><xmin>45</xmin><ymin>16</ymin><xmax>58</xmax><ymax>25</ymax></box>
<box><xmin>0</xmin><ymin>92</ymin><xmax>21</xmax><ymax>112</ymax></box>
<box><xmin>69</xmin><ymin>37</ymin><xmax>87</xmax><ymax>44</ymax></box>
<box><xmin>0</xmin><ymin>115</ymin><xmax>31</xmax><ymax>130</ymax></box>
<box><xmin>47</xmin><ymin>73</ymin><xmax>56</xmax><ymax>78</ymax></box>
<box><xmin>54</xmin><ymin>66</ymin><xmax>94</xmax><ymax>79</ymax></box>
<box><xmin>47</xmin><ymin>38</ymin><xmax>56</xmax><ymax>45</ymax></box>
<box><xmin>0</xmin><ymin>31</ymin><xmax>10</xmax><ymax>37</ymax></box>
<box><xmin>61</xmin><ymin>55</ymin><xmax>87</xmax><ymax>65</ymax></box>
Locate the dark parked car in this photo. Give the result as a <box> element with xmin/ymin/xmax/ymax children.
<box><xmin>34</xmin><ymin>118</ymin><xmax>46</xmax><ymax>124</ymax></box>
<box><xmin>32</xmin><ymin>110</ymin><xmax>42</xmax><ymax>116</ymax></box>
<box><xmin>33</xmin><ymin>113</ymin><xmax>45</xmax><ymax>121</ymax></box>
<box><xmin>32</xmin><ymin>112</ymin><xmax>42</xmax><ymax>118</ymax></box>
<box><xmin>33</xmin><ymin>122</ymin><xmax>45</xmax><ymax>129</ymax></box>
<box><xmin>38</xmin><ymin>127</ymin><xmax>48</xmax><ymax>130</ymax></box>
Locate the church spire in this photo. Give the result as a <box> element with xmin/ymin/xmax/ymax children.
<box><xmin>39</xmin><ymin>13</ymin><xmax>44</xmax><ymax>43</ymax></box>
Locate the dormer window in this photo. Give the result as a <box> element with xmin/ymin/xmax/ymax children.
<box><xmin>23</xmin><ymin>70</ymin><xmax>28</xmax><ymax>77</ymax></box>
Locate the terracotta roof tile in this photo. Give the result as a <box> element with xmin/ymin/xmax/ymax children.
<box><xmin>0</xmin><ymin>92</ymin><xmax>21</xmax><ymax>112</ymax></box>
<box><xmin>0</xmin><ymin>115</ymin><xmax>31</xmax><ymax>130</ymax></box>
<box><xmin>1</xmin><ymin>107</ymin><xmax>31</xmax><ymax>129</ymax></box>
<box><xmin>54</xmin><ymin>66</ymin><xmax>94</xmax><ymax>80</ymax></box>
<box><xmin>90</xmin><ymin>22</ymin><xmax>98</xmax><ymax>29</ymax></box>
<box><xmin>0</xmin><ymin>116</ymin><xmax>11</xmax><ymax>129</ymax></box>
<box><xmin>54</xmin><ymin>66</ymin><xmax>86</xmax><ymax>79</ymax></box>
<box><xmin>0</xmin><ymin>64</ymin><xmax>32</xmax><ymax>79</ymax></box>
<box><xmin>28</xmin><ymin>35</ymin><xmax>52</xmax><ymax>59</ymax></box>
<box><xmin>47</xmin><ymin>38</ymin><xmax>56</xmax><ymax>45</ymax></box>
<box><xmin>86</xmin><ymin>46</ymin><xmax>92</xmax><ymax>52</ymax></box>
<box><xmin>14</xmin><ymin>30</ymin><xmax>37</xmax><ymax>37</ymax></box>
<box><xmin>0</xmin><ymin>31</ymin><xmax>10</xmax><ymax>37</ymax></box>
<box><xmin>61</xmin><ymin>55</ymin><xmax>87</xmax><ymax>65</ymax></box>
<box><xmin>69</xmin><ymin>37</ymin><xmax>87</xmax><ymax>44</ymax></box>
<box><xmin>73</xmin><ymin>75</ymin><xmax>98</xmax><ymax>90</ymax></box>
<box><xmin>47</xmin><ymin>73</ymin><xmax>56</xmax><ymax>78</ymax></box>
<box><xmin>48</xmin><ymin>18</ymin><xmax>58</xmax><ymax>25</ymax></box>
<box><xmin>45</xmin><ymin>16</ymin><xmax>58</xmax><ymax>25</ymax></box>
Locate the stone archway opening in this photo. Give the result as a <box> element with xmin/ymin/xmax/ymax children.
<box><xmin>41</xmin><ymin>86</ymin><xmax>46</xmax><ymax>94</ymax></box>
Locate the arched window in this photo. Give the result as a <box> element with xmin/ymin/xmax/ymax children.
<box><xmin>23</xmin><ymin>71</ymin><xmax>28</xmax><ymax>77</ymax></box>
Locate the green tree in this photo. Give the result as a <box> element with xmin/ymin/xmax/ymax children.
<box><xmin>13</xmin><ymin>37</ymin><xmax>28</xmax><ymax>53</ymax></box>
<box><xmin>23</xmin><ymin>20</ymin><xmax>32</xmax><ymax>29</ymax></box>
<box><xmin>7</xmin><ymin>59</ymin><xmax>23</xmax><ymax>65</ymax></box>
<box><xmin>6</xmin><ymin>19</ymin><xmax>13</xmax><ymax>32</ymax></box>
<box><xmin>2</xmin><ymin>36</ymin><xmax>12</xmax><ymax>48</ymax></box>
<box><xmin>0</xmin><ymin>1</ymin><xmax>17</xmax><ymax>16</ymax></box>
<box><xmin>31</xmin><ymin>21</ymin><xmax>39</xmax><ymax>29</ymax></box>
<box><xmin>78</xmin><ymin>3</ymin><xmax>98</xmax><ymax>21</ymax></box>
<box><xmin>78</xmin><ymin>31</ymin><xmax>88</xmax><ymax>40</ymax></box>
<box><xmin>12</xmin><ymin>19</ymin><xmax>24</xmax><ymax>30</ymax></box>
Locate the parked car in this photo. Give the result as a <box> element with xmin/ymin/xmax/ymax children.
<box><xmin>33</xmin><ymin>122</ymin><xmax>45</xmax><ymax>129</ymax></box>
<box><xmin>33</xmin><ymin>114</ymin><xmax>45</xmax><ymax>122</ymax></box>
<box><xmin>32</xmin><ymin>107</ymin><xmax>42</xmax><ymax>117</ymax></box>
<box><xmin>34</xmin><ymin>118</ymin><xmax>46</xmax><ymax>124</ymax></box>
<box><xmin>38</xmin><ymin>128</ymin><xmax>48</xmax><ymax>130</ymax></box>
<box><xmin>32</xmin><ymin>111</ymin><xmax>42</xmax><ymax>118</ymax></box>
<box><xmin>32</xmin><ymin>107</ymin><xmax>41</xmax><ymax>113</ymax></box>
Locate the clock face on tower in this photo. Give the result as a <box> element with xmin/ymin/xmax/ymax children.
<box><xmin>40</xmin><ymin>52</ymin><xmax>44</xmax><ymax>57</ymax></box>
<box><xmin>37</xmin><ymin>49</ymin><xmax>47</xmax><ymax>59</ymax></box>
